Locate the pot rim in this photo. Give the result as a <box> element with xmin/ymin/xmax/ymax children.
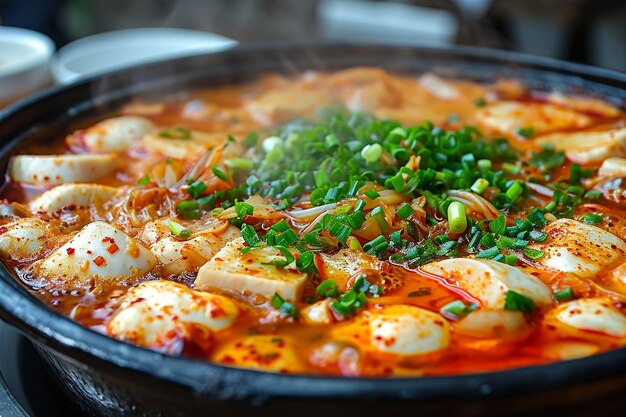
<box><xmin>1</xmin><ymin>40</ymin><xmax>626</xmax><ymax>403</ymax></box>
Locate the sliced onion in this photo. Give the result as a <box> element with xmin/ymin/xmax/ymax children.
<box><xmin>447</xmin><ymin>190</ymin><xmax>499</xmax><ymax>219</ymax></box>
<box><xmin>526</xmin><ymin>182</ymin><xmax>554</xmax><ymax>198</ymax></box>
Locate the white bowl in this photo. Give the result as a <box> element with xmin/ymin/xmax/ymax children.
<box><xmin>51</xmin><ymin>28</ymin><xmax>237</xmax><ymax>84</ymax></box>
<box><xmin>0</xmin><ymin>27</ymin><xmax>55</xmax><ymax>103</ymax></box>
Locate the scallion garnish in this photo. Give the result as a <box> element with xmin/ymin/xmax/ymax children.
<box><xmin>271</xmin><ymin>292</ymin><xmax>298</xmax><ymax>317</ymax></box>
<box><xmin>447</xmin><ymin>201</ymin><xmax>467</xmax><ymax>234</ymax></box>
<box><xmin>554</xmin><ymin>287</ymin><xmax>575</xmax><ymax>302</ymax></box>
<box><xmin>580</xmin><ymin>212</ymin><xmax>603</xmax><ymax>225</ymax></box>
<box><xmin>504</xmin><ymin>290</ymin><xmax>535</xmax><ymax>314</ymax></box>
<box><xmin>166</xmin><ymin>220</ymin><xmax>191</xmax><ymax>240</ymax></box>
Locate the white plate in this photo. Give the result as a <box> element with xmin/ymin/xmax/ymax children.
<box><xmin>51</xmin><ymin>28</ymin><xmax>237</xmax><ymax>84</ymax></box>
<box><xmin>0</xmin><ymin>27</ymin><xmax>55</xmax><ymax>103</ymax></box>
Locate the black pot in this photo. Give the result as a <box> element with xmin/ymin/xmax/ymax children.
<box><xmin>1</xmin><ymin>43</ymin><xmax>626</xmax><ymax>417</ymax></box>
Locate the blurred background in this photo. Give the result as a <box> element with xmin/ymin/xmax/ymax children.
<box><xmin>0</xmin><ymin>0</ymin><xmax>625</xmax><ymax>70</ymax></box>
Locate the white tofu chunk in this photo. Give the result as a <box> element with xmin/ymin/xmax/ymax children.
<box><xmin>367</xmin><ymin>305</ymin><xmax>450</xmax><ymax>356</ymax></box>
<box><xmin>0</xmin><ymin>217</ymin><xmax>59</xmax><ymax>260</ymax></box>
<box><xmin>31</xmin><ymin>221</ymin><xmax>157</xmax><ymax>286</ymax></box>
<box><xmin>476</xmin><ymin>102</ymin><xmax>592</xmax><ymax>136</ymax></box>
<box><xmin>421</xmin><ymin>258</ymin><xmax>553</xmax><ymax>308</ymax></box>
<box><xmin>546</xmin><ymin>298</ymin><xmax>626</xmax><ymax>338</ymax></box>
<box><xmin>536</xmin><ymin>127</ymin><xmax>626</xmax><ymax>164</ymax></box>
<box><xmin>195</xmin><ymin>238</ymin><xmax>307</xmax><ymax>302</ymax></box>
<box><xmin>453</xmin><ymin>309</ymin><xmax>528</xmax><ymax>339</ymax></box>
<box><xmin>418</xmin><ymin>73</ymin><xmax>459</xmax><ymax>100</ymax></box>
<box><xmin>543</xmin><ymin>341</ymin><xmax>599</xmax><ymax>361</ymax></box>
<box><xmin>528</xmin><ymin>218</ymin><xmax>626</xmax><ymax>278</ymax></box>
<box><xmin>107</xmin><ymin>280</ymin><xmax>239</xmax><ymax>353</ymax></box>
<box><xmin>138</xmin><ymin>130</ymin><xmax>231</xmax><ymax>160</ymax></box>
<box><xmin>67</xmin><ymin>116</ymin><xmax>153</xmax><ymax>152</ymax></box>
<box><xmin>598</xmin><ymin>157</ymin><xmax>626</xmax><ymax>178</ymax></box>
<box><xmin>302</xmin><ymin>299</ymin><xmax>333</xmax><ymax>325</ymax></box>
<box><xmin>150</xmin><ymin>225</ymin><xmax>240</xmax><ymax>275</ymax></box>
<box><xmin>29</xmin><ymin>183</ymin><xmax>117</xmax><ymax>213</ymax></box>
<box><xmin>212</xmin><ymin>335</ymin><xmax>305</xmax><ymax>373</ymax></box>
<box><xmin>10</xmin><ymin>154</ymin><xmax>117</xmax><ymax>185</ymax></box>
<box><xmin>546</xmin><ymin>92</ymin><xmax>621</xmax><ymax>118</ymax></box>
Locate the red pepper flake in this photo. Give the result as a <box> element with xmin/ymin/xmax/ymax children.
<box><xmin>107</xmin><ymin>243</ymin><xmax>119</xmax><ymax>254</ymax></box>
<box><xmin>93</xmin><ymin>256</ymin><xmax>106</xmax><ymax>267</ymax></box>
<box><xmin>102</xmin><ymin>237</ymin><xmax>115</xmax><ymax>244</ymax></box>
<box><xmin>66</xmin><ymin>247</ymin><xmax>75</xmax><ymax>255</ymax></box>
<box><xmin>0</xmin><ymin>226</ymin><xmax>8</xmax><ymax>235</ymax></box>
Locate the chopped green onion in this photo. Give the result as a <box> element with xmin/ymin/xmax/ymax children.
<box><xmin>159</xmin><ymin>127</ymin><xmax>191</xmax><ymax>139</ymax></box>
<box><xmin>354</xmin><ymin>199</ymin><xmax>366</xmax><ymax>212</ymax></box>
<box><xmin>316</xmin><ymin>280</ymin><xmax>339</xmax><ymax>298</ymax></box>
<box><xmin>167</xmin><ymin>220</ymin><xmax>191</xmax><ymax>240</ymax></box>
<box><xmin>477</xmin><ymin>159</ymin><xmax>492</xmax><ymax>170</ymax></box>
<box><xmin>447</xmin><ymin>201</ymin><xmax>467</xmax><ymax>234</ymax></box>
<box><xmin>364</xmin><ymin>189</ymin><xmax>380</xmax><ymax>200</ymax></box>
<box><xmin>176</xmin><ymin>200</ymin><xmax>201</xmax><ymax>219</ymax></box>
<box><xmin>490</xmin><ymin>215</ymin><xmax>507</xmax><ymax>235</ymax></box>
<box><xmin>474</xmin><ymin>97</ymin><xmax>487</xmax><ymax>107</ymax></box>
<box><xmin>370</xmin><ymin>206</ymin><xmax>389</xmax><ymax>233</ymax></box>
<box><xmin>275</xmin><ymin>229</ymin><xmax>299</xmax><ymax>247</ymax></box>
<box><xmin>506</xmin><ymin>181</ymin><xmax>524</xmax><ymax>202</ymax></box>
<box><xmin>243</xmin><ymin>132</ymin><xmax>259</xmax><ymax>148</ymax></box>
<box><xmin>241</xmin><ymin>224</ymin><xmax>262</xmax><ymax>248</ymax></box>
<box><xmin>347</xmin><ymin>236</ymin><xmax>363</xmax><ymax>251</ymax></box>
<box><xmin>296</xmin><ymin>251</ymin><xmax>316</xmax><ymax>273</ymax></box>
<box><xmin>186</xmin><ymin>179</ymin><xmax>207</xmax><ymax>199</ymax></box>
<box><xmin>529</xmin><ymin>230</ymin><xmax>548</xmax><ymax>242</ymax></box>
<box><xmin>580</xmin><ymin>212</ymin><xmax>603</xmax><ymax>225</ymax></box>
<box><xmin>265</xmin><ymin>246</ymin><xmax>295</xmax><ymax>268</ymax></box>
<box><xmin>502</xmin><ymin>162</ymin><xmax>521</xmax><ymax>175</ymax></box>
<box><xmin>584</xmin><ymin>190</ymin><xmax>602</xmax><ymax>200</ymax></box>
<box><xmin>396</xmin><ymin>203</ymin><xmax>415</xmax><ymax>219</ymax></box>
<box><xmin>327</xmin><ymin>221</ymin><xmax>352</xmax><ymax>243</ymax></box>
<box><xmin>504</xmin><ymin>290</ymin><xmax>535</xmax><ymax>314</ymax></box>
<box><xmin>271</xmin><ymin>292</ymin><xmax>298</xmax><ymax>317</ymax></box>
<box><xmin>137</xmin><ymin>175</ymin><xmax>151</xmax><ymax>186</ymax></box>
<box><xmin>476</xmin><ymin>246</ymin><xmax>500</xmax><ymax>259</ymax></box>
<box><xmin>440</xmin><ymin>300</ymin><xmax>477</xmax><ymax>320</ymax></box>
<box><xmin>523</xmin><ymin>247</ymin><xmax>544</xmax><ymax>260</ymax></box>
<box><xmin>516</xmin><ymin>127</ymin><xmax>535</xmax><ymax>138</ymax></box>
<box><xmin>361</xmin><ymin>143</ymin><xmax>382</xmax><ymax>163</ymax></box>
<box><xmin>225</xmin><ymin>158</ymin><xmax>254</xmax><ymax>171</ymax></box>
<box><xmin>554</xmin><ymin>287</ymin><xmax>575</xmax><ymax>302</ymax></box>
<box><xmin>471</xmin><ymin>178</ymin><xmax>489</xmax><ymax>194</ymax></box>
<box><xmin>212</xmin><ymin>166</ymin><xmax>229</xmax><ymax>181</ymax></box>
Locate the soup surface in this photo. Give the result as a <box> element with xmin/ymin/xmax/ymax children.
<box><xmin>2</xmin><ymin>68</ymin><xmax>626</xmax><ymax>377</ymax></box>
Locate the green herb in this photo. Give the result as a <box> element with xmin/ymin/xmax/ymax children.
<box><xmin>316</xmin><ymin>280</ymin><xmax>339</xmax><ymax>298</ymax></box>
<box><xmin>580</xmin><ymin>212</ymin><xmax>603</xmax><ymax>225</ymax></box>
<box><xmin>554</xmin><ymin>287</ymin><xmax>575</xmax><ymax>302</ymax></box>
<box><xmin>137</xmin><ymin>175</ymin><xmax>151</xmax><ymax>186</ymax></box>
<box><xmin>447</xmin><ymin>201</ymin><xmax>467</xmax><ymax>234</ymax></box>
<box><xmin>474</xmin><ymin>97</ymin><xmax>487</xmax><ymax>107</ymax></box>
<box><xmin>166</xmin><ymin>220</ymin><xmax>191</xmax><ymax>240</ymax></box>
<box><xmin>364</xmin><ymin>189</ymin><xmax>380</xmax><ymax>200</ymax></box>
<box><xmin>159</xmin><ymin>127</ymin><xmax>191</xmax><ymax>139</ymax></box>
<box><xmin>440</xmin><ymin>300</ymin><xmax>478</xmax><ymax>320</ymax></box>
<box><xmin>271</xmin><ymin>292</ymin><xmax>298</xmax><ymax>317</ymax></box>
<box><xmin>186</xmin><ymin>179</ymin><xmax>207</xmax><ymax>199</ymax></box>
<box><xmin>212</xmin><ymin>166</ymin><xmax>229</xmax><ymax>181</ymax></box>
<box><xmin>516</xmin><ymin>127</ymin><xmax>535</xmax><ymax>138</ymax></box>
<box><xmin>504</xmin><ymin>290</ymin><xmax>535</xmax><ymax>314</ymax></box>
